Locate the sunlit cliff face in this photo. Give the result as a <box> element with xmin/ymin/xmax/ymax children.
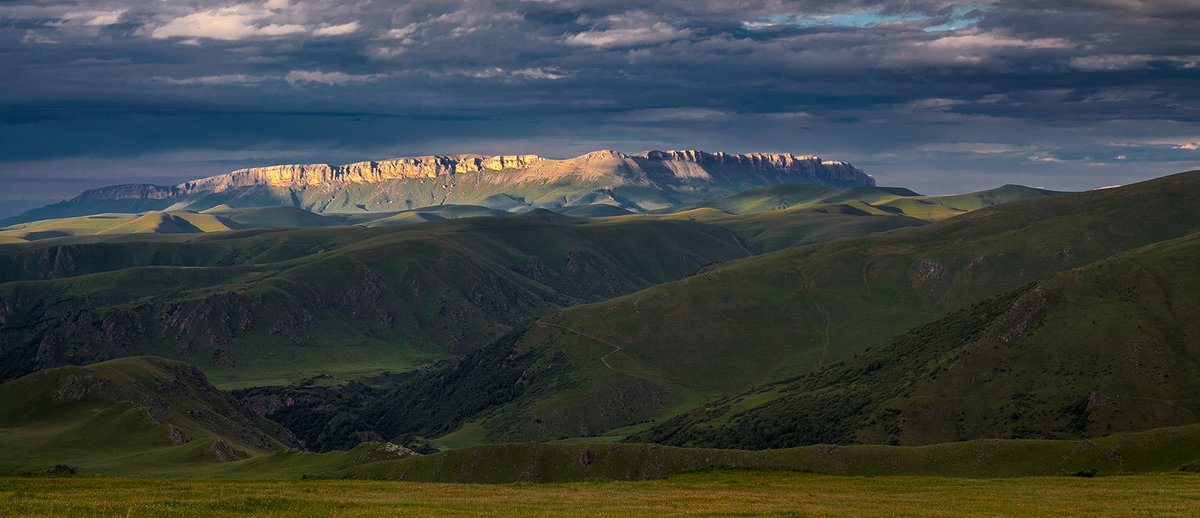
<box><xmin>184</xmin><ymin>155</ymin><xmax>548</xmax><ymax>191</ymax></box>
<box><xmin>177</xmin><ymin>150</ymin><xmax>874</xmax><ymax>193</ymax></box>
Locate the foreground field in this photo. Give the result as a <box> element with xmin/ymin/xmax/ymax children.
<box><xmin>2</xmin><ymin>471</ymin><xmax>1198</xmax><ymax>517</ymax></box>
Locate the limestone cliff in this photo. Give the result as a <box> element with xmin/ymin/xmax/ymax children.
<box><xmin>2</xmin><ymin>149</ymin><xmax>875</xmax><ymax>225</ymax></box>
<box><xmin>177</xmin><ymin>150</ymin><xmax>873</xmax><ymax>192</ymax></box>
<box><xmin>180</xmin><ymin>154</ymin><xmax>547</xmax><ymax>193</ymax></box>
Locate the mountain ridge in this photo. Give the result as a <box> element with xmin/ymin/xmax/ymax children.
<box><xmin>181</xmin><ymin>150</ymin><xmax>873</xmax><ymax>191</ymax></box>
<box><xmin>2</xmin><ymin>150</ymin><xmax>874</xmax><ymax>225</ymax></box>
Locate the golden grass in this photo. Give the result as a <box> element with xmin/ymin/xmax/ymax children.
<box><xmin>2</xmin><ymin>471</ymin><xmax>1198</xmax><ymax>517</ymax></box>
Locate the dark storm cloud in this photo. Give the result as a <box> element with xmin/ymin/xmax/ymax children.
<box><xmin>1</xmin><ymin>0</ymin><xmax>1198</xmax><ymax>213</ymax></box>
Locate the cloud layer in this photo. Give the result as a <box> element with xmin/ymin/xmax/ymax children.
<box><xmin>2</xmin><ymin>0</ymin><xmax>1198</xmax><ymax>211</ymax></box>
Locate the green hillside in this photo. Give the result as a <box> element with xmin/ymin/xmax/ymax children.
<box><xmin>0</xmin><ymin>182</ymin><xmax>1053</xmax><ymax>247</ymax></box>
<box><xmin>873</xmin><ymin>184</ymin><xmax>1067</xmax><ymax>220</ymax></box>
<box><xmin>200</xmin><ymin>205</ymin><xmax>347</xmax><ymax>228</ymax></box>
<box><xmin>370</xmin><ymin>170</ymin><xmax>1200</xmax><ymax>445</ymax></box>
<box><xmin>0</xmin><ymin>211</ymin><xmax>241</xmax><ymax>242</ymax></box>
<box><xmin>701</xmin><ymin>204</ymin><xmax>927</xmax><ymax>253</ymax></box>
<box><xmin>0</xmin><ymin>205</ymin><xmax>505</xmax><ymax>242</ymax></box>
<box><xmin>0</xmin><ymin>184</ymin><xmax>949</xmax><ymax>388</ymax></box>
<box><xmin>97</xmin><ymin>212</ymin><xmax>205</xmax><ymax>234</ymax></box>
<box><xmin>6</xmin><ymin>353</ymin><xmax>1200</xmax><ymax>481</ymax></box>
<box><xmin>635</xmin><ymin>230</ymin><xmax>1200</xmax><ymax>448</ymax></box>
<box><xmin>656</xmin><ymin>183</ymin><xmax>1065</xmax><ymax>220</ymax></box>
<box><xmin>8</xmin><ymin>389</ymin><xmax>1200</xmax><ymax>481</ymax></box>
<box><xmin>658</xmin><ymin>184</ymin><xmax>920</xmax><ymax>214</ymax></box>
<box><xmin>0</xmin><ymin>356</ymin><xmax>293</xmax><ymax>476</ymax></box>
<box><xmin>358</xmin><ymin>205</ymin><xmax>511</xmax><ymax>227</ymax></box>
<box><xmin>0</xmin><ymin>217</ymin><xmax>754</xmax><ymax>387</ymax></box>
<box><xmin>592</xmin><ymin>203</ymin><xmax>927</xmax><ymax>254</ymax></box>
<box><xmin>556</xmin><ymin>204</ymin><xmax>633</xmax><ymax>217</ymax></box>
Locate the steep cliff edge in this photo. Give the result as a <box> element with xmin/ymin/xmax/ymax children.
<box><xmin>181</xmin><ymin>154</ymin><xmax>548</xmax><ymax>192</ymax></box>
<box><xmin>2</xmin><ymin>149</ymin><xmax>874</xmax><ymax>225</ymax></box>
<box><xmin>178</xmin><ymin>150</ymin><xmax>870</xmax><ymax>190</ymax></box>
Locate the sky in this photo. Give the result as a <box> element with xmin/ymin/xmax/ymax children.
<box><xmin>2</xmin><ymin>0</ymin><xmax>1199</xmax><ymax>217</ymax></box>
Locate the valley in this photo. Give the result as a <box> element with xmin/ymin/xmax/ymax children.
<box><xmin>2</xmin><ymin>155</ymin><xmax>1199</xmax><ymax>514</ymax></box>
<box><xmin>7</xmin><ymin>0</ymin><xmax>1195</xmax><ymax>512</ymax></box>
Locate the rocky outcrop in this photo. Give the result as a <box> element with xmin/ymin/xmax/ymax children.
<box><xmin>1</xmin><ymin>149</ymin><xmax>874</xmax><ymax>225</ymax></box>
<box><xmin>178</xmin><ymin>149</ymin><xmax>873</xmax><ymax>191</ymax></box>
<box><xmin>180</xmin><ymin>154</ymin><xmax>547</xmax><ymax>192</ymax></box>
<box><xmin>73</xmin><ymin>183</ymin><xmax>180</xmax><ymax>201</ymax></box>
<box><xmin>642</xmin><ymin>149</ymin><xmax>863</xmax><ymax>177</ymax></box>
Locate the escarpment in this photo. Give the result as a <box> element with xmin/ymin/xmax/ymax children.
<box><xmin>2</xmin><ymin>149</ymin><xmax>874</xmax><ymax>225</ymax></box>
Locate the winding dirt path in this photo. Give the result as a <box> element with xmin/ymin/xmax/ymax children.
<box><xmin>536</xmin><ymin>320</ymin><xmax>624</xmax><ymax>371</ymax></box>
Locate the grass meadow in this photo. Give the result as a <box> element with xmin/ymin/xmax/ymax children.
<box><xmin>3</xmin><ymin>471</ymin><xmax>1199</xmax><ymax>517</ymax></box>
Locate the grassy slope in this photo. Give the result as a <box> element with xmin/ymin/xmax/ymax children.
<box><xmin>0</xmin><ymin>357</ymin><xmax>292</xmax><ymax>476</ymax></box>
<box><xmin>0</xmin><ymin>211</ymin><xmax>241</xmax><ymax>241</ymax></box>
<box><xmin>387</xmin><ymin>170</ymin><xmax>1200</xmax><ymax>444</ymax></box>
<box><xmin>6</xmin><ymin>355</ymin><xmax>1200</xmax><ymax>482</ymax></box>
<box><xmin>200</xmin><ymin>205</ymin><xmax>347</xmax><ymax>228</ymax></box>
<box><xmin>0</xmin><ymin>216</ymin><xmax>754</xmax><ymax>387</ymax></box>
<box><xmin>0</xmin><ymin>185</ymin><xmax>952</xmax><ymax>388</ymax></box>
<box><xmin>657</xmin><ymin>183</ymin><xmax>1065</xmax><ymax>219</ymax></box>
<box><xmin>235</xmin><ymin>203</ymin><xmax>923</xmax><ymax>453</ymax></box>
<box><xmin>873</xmin><ymin>184</ymin><xmax>1067</xmax><ymax>220</ymax></box>
<box><xmin>601</xmin><ymin>203</ymin><xmax>928</xmax><ymax>254</ymax></box>
<box><xmin>705</xmin><ymin>204</ymin><xmax>927</xmax><ymax>253</ymax></box>
<box><xmin>634</xmin><ymin>231</ymin><xmax>1200</xmax><ymax>448</ymax></box>
<box><xmin>0</xmin><ymin>181</ymin><xmax>1050</xmax><ymax>249</ymax></box>
<box><xmin>657</xmin><ymin>184</ymin><xmax>921</xmax><ymax>214</ymax></box>
<box><xmin>0</xmin><ymin>204</ymin><xmax>510</xmax><ymax>243</ymax></box>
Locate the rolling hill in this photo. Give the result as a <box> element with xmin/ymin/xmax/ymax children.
<box><xmin>364</xmin><ymin>170</ymin><xmax>1200</xmax><ymax>445</ymax></box>
<box><xmin>871</xmin><ymin>184</ymin><xmax>1067</xmax><ymax>220</ymax></box>
<box><xmin>0</xmin><ymin>206</ymin><xmax>518</xmax><ymax>244</ymax></box>
<box><xmin>0</xmin><ymin>356</ymin><xmax>294</xmax><ymax>476</ymax></box>
<box><xmin>1</xmin><ymin>179</ymin><xmax>989</xmax><ymax>388</ymax></box>
<box><xmin>0</xmin><ymin>211</ymin><xmax>242</xmax><ymax>242</ymax></box>
<box><xmin>656</xmin><ymin>184</ymin><xmax>920</xmax><ymax>214</ymax></box>
<box><xmin>0</xmin><ymin>216</ymin><xmax>757</xmax><ymax>387</ymax></box>
<box><xmin>633</xmin><ymin>231</ymin><xmax>1200</xmax><ymax>448</ymax></box>
<box><xmin>0</xmin><ymin>181</ymin><xmax>1060</xmax><ymax>248</ymax></box>
<box><xmin>654</xmin><ymin>183</ymin><xmax>1065</xmax><ymax>220</ymax></box>
<box><xmin>6</xmin><ymin>356</ymin><xmax>1200</xmax><ymax>480</ymax></box>
<box><xmin>2</xmin><ymin>170</ymin><xmax>1198</xmax><ymax>483</ymax></box>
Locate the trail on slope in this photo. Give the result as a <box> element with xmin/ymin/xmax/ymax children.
<box><xmin>536</xmin><ymin>320</ymin><xmax>624</xmax><ymax>371</ymax></box>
